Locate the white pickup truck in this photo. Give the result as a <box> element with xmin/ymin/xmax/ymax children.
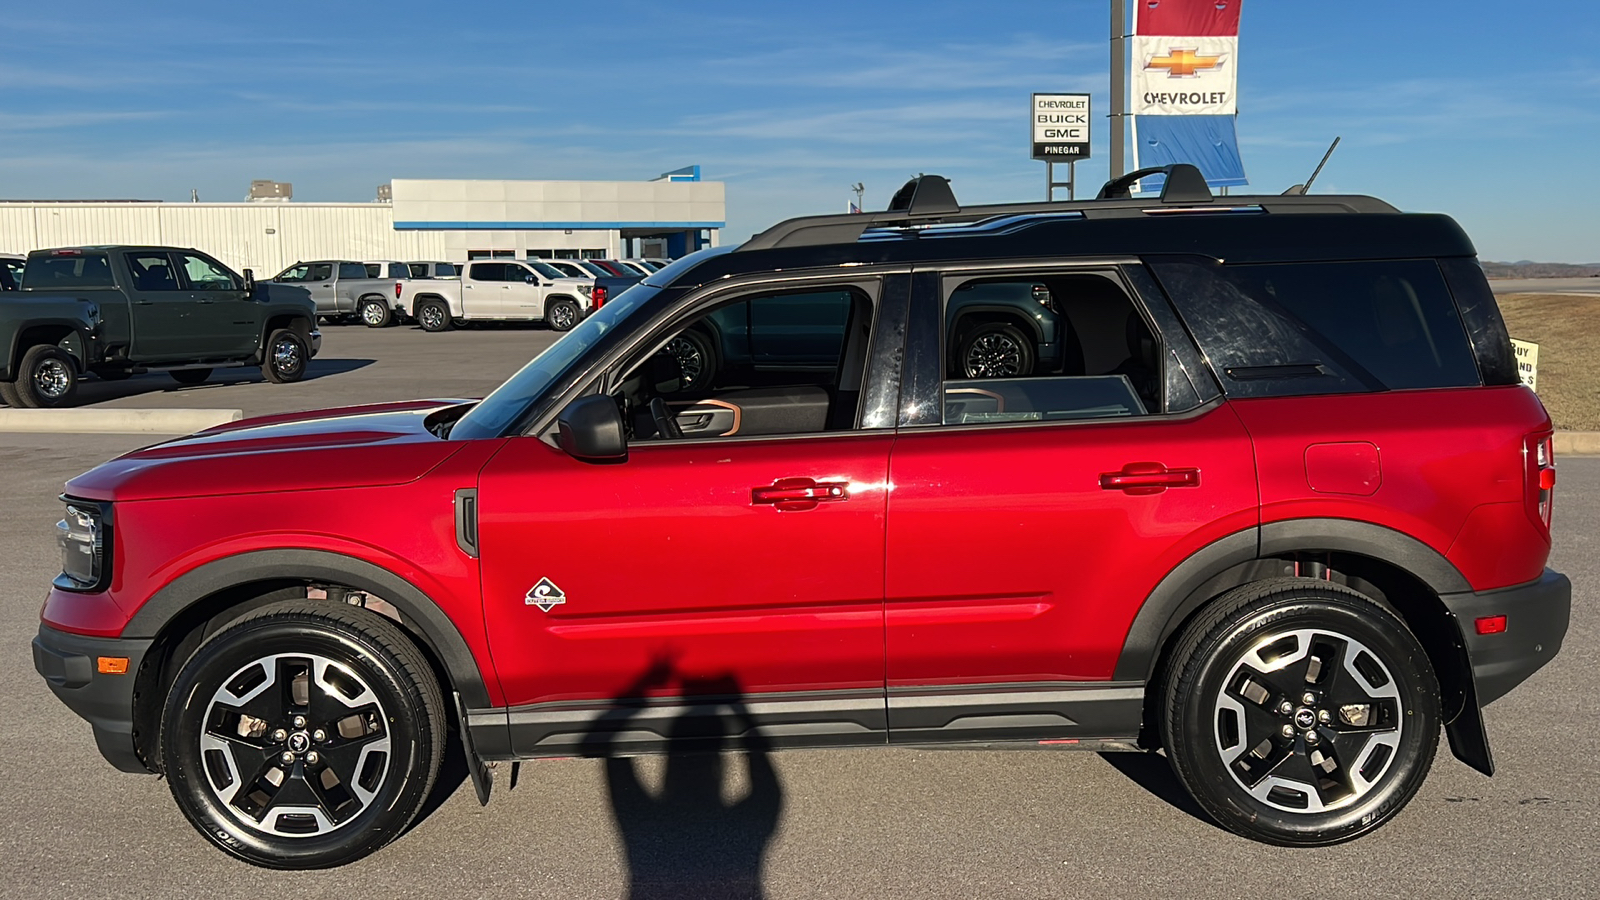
<box><xmin>400</xmin><ymin>259</ymin><xmax>594</xmax><ymax>332</ymax></box>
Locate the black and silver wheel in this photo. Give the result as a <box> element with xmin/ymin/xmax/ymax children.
<box><xmin>160</xmin><ymin>601</ymin><xmax>444</xmax><ymax>869</ymax></box>
<box><xmin>359</xmin><ymin>298</ymin><xmax>393</xmax><ymax>328</ymax></box>
<box><xmin>664</xmin><ymin>329</ymin><xmax>716</xmax><ymax>392</ymax></box>
<box><xmin>416</xmin><ymin>300</ymin><xmax>451</xmax><ymax>333</ymax></box>
<box><xmin>262</xmin><ymin>329</ymin><xmax>309</xmax><ymax>384</ymax></box>
<box><xmin>957</xmin><ymin>322</ymin><xmax>1034</xmax><ymax>379</ymax></box>
<box><xmin>1162</xmin><ymin>579</ymin><xmax>1440</xmax><ymax>846</ymax></box>
<box><xmin>14</xmin><ymin>344</ymin><xmax>79</xmax><ymax>408</ymax></box>
<box><xmin>171</xmin><ymin>368</ymin><xmax>212</xmax><ymax>385</ymax></box>
<box><xmin>545</xmin><ymin>298</ymin><xmax>580</xmax><ymax>332</ymax></box>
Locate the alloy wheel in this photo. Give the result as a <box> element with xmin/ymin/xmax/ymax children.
<box><xmin>666</xmin><ymin>336</ymin><xmax>705</xmax><ymax>386</ymax></box>
<box><xmin>549</xmin><ymin>303</ymin><xmax>576</xmax><ymax>331</ymax></box>
<box><xmin>199</xmin><ymin>653</ymin><xmax>391</xmax><ymax>838</ymax></box>
<box><xmin>420</xmin><ymin>306</ymin><xmax>444</xmax><ymax>330</ymax></box>
<box><xmin>1212</xmin><ymin>627</ymin><xmax>1403</xmax><ymax>813</ymax></box>
<box><xmin>34</xmin><ymin>358</ymin><xmax>72</xmax><ymax>399</ymax></box>
<box><xmin>272</xmin><ymin>337</ymin><xmax>302</xmax><ymax>375</ymax></box>
<box><xmin>964</xmin><ymin>332</ymin><xmax>1024</xmax><ymax>378</ymax></box>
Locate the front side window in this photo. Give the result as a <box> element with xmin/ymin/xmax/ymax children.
<box><xmin>276</xmin><ymin>264</ymin><xmax>310</xmax><ymax>283</ymax></box>
<box><xmin>940</xmin><ymin>271</ymin><xmax>1159</xmax><ymax>426</ymax></box>
<box><xmin>307</xmin><ymin>263</ymin><xmax>334</xmax><ymax>282</ymax></box>
<box><xmin>617</xmin><ymin>287</ymin><xmax>872</xmax><ymax>442</ymax></box>
<box><xmin>177</xmin><ymin>253</ymin><xmax>236</xmax><ymax>291</ymax></box>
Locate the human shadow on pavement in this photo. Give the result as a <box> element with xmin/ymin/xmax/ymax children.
<box><xmin>581</xmin><ymin>658</ymin><xmax>785</xmax><ymax>900</ymax></box>
<box><xmin>1097</xmin><ymin>750</ymin><xmax>1219</xmax><ymax>828</ymax></box>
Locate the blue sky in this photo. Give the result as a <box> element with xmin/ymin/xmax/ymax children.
<box><xmin>3</xmin><ymin>0</ymin><xmax>1596</xmax><ymax>261</ymax></box>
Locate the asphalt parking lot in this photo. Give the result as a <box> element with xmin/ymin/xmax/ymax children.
<box><xmin>2</xmin><ymin>324</ymin><xmax>1596</xmax><ymax>899</ymax></box>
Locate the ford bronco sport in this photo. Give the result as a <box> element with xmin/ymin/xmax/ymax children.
<box><xmin>32</xmin><ymin>166</ymin><xmax>1570</xmax><ymax>868</ymax></box>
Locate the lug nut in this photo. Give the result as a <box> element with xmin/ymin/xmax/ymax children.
<box><xmin>312</xmin><ymin>729</ymin><xmax>327</xmax><ymax>742</ymax></box>
<box><xmin>305</xmin><ymin>751</ymin><xmax>320</xmax><ymax>765</ymax></box>
<box><xmin>280</xmin><ymin>751</ymin><xmax>295</xmax><ymax>764</ymax></box>
<box><xmin>1318</xmin><ymin>709</ymin><xmax>1332</xmax><ymax>724</ymax></box>
<box><xmin>293</xmin><ymin>715</ymin><xmax>307</xmax><ymax>728</ymax></box>
<box><xmin>1305</xmin><ymin>730</ymin><xmax>1320</xmax><ymax>745</ymax></box>
<box><xmin>1278</xmin><ymin>701</ymin><xmax>1294</xmax><ymax>715</ymax></box>
<box><xmin>1302</xmin><ymin>692</ymin><xmax>1317</xmax><ymax>705</ymax></box>
<box><xmin>272</xmin><ymin>728</ymin><xmax>288</xmax><ymax>742</ymax></box>
<box><xmin>1281</xmin><ymin>724</ymin><xmax>1295</xmax><ymax>738</ymax></box>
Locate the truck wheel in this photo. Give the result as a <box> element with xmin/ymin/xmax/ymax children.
<box><xmin>13</xmin><ymin>344</ymin><xmax>79</xmax><ymax>408</ymax></box>
<box><xmin>160</xmin><ymin>600</ymin><xmax>444</xmax><ymax>869</ymax></box>
<box><xmin>263</xmin><ymin>329</ymin><xmax>309</xmax><ymax>384</ymax></box>
<box><xmin>956</xmin><ymin>322</ymin><xmax>1034</xmax><ymax>379</ymax></box>
<box><xmin>545</xmin><ymin>298</ymin><xmax>580</xmax><ymax>332</ymax></box>
<box><xmin>1161</xmin><ymin>578</ymin><xmax>1440</xmax><ymax>846</ymax></box>
<box><xmin>359</xmin><ymin>299</ymin><xmax>392</xmax><ymax>328</ymax></box>
<box><xmin>416</xmin><ymin>300</ymin><xmax>451</xmax><ymax>333</ymax></box>
<box><xmin>171</xmin><ymin>368</ymin><xmax>212</xmax><ymax>386</ymax></box>
<box><xmin>665</xmin><ymin>329</ymin><xmax>716</xmax><ymax>392</ymax></box>
<box><xmin>0</xmin><ymin>381</ymin><xmax>21</xmax><ymax>407</ymax></box>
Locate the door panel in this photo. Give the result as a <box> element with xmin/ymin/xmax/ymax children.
<box><xmin>124</xmin><ymin>252</ymin><xmax>196</xmax><ymax>360</ymax></box>
<box><xmin>478</xmin><ymin>433</ymin><xmax>894</xmax><ymax>755</ymax></box>
<box><xmin>175</xmin><ymin>252</ymin><xmax>257</xmax><ymax>356</ymax></box>
<box><xmin>462</xmin><ymin>262</ymin><xmax>505</xmax><ymax>317</ymax></box>
<box><xmin>502</xmin><ymin>267</ymin><xmax>542</xmax><ymax>319</ymax></box>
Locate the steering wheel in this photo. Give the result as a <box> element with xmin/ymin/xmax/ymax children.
<box><xmin>649</xmin><ymin>397</ymin><xmax>683</xmax><ymax>440</ymax></box>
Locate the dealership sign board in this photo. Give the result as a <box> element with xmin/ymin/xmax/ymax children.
<box><xmin>1032</xmin><ymin>93</ymin><xmax>1091</xmax><ymax>161</ymax></box>
<box><xmin>1512</xmin><ymin>338</ymin><xmax>1539</xmax><ymax>391</ymax></box>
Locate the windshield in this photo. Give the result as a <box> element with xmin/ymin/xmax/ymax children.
<box><xmin>577</xmin><ymin>261</ymin><xmax>611</xmax><ymax>278</ymax></box>
<box><xmin>528</xmin><ymin>261</ymin><xmax>565</xmax><ymax>280</ymax></box>
<box><xmin>449</xmin><ymin>284</ymin><xmax>659</xmax><ymax>440</ymax></box>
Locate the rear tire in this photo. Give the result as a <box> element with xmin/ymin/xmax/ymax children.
<box><xmin>171</xmin><ymin>368</ymin><xmax>212</xmax><ymax>385</ymax></box>
<box><xmin>417</xmin><ymin>300</ymin><xmax>451</xmax><ymax>333</ymax></box>
<box><xmin>1161</xmin><ymin>578</ymin><xmax>1440</xmax><ymax>846</ymax></box>
<box><xmin>13</xmin><ymin>344</ymin><xmax>79</xmax><ymax>408</ymax></box>
<box><xmin>0</xmin><ymin>380</ymin><xmax>21</xmax><ymax>407</ymax></box>
<box><xmin>263</xmin><ymin>329</ymin><xmax>309</xmax><ymax>384</ymax></box>
<box><xmin>160</xmin><ymin>601</ymin><xmax>444</xmax><ymax>869</ymax></box>
<box><xmin>359</xmin><ymin>299</ymin><xmax>393</xmax><ymax>328</ymax></box>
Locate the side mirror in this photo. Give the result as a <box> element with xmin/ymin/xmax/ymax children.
<box><xmin>525</xmin><ymin>274</ymin><xmax>537</xmax><ymax>284</ymax></box>
<box><xmin>556</xmin><ymin>394</ymin><xmax>628</xmax><ymax>463</ymax></box>
<box><xmin>242</xmin><ymin>268</ymin><xmax>256</xmax><ymax>295</ymax></box>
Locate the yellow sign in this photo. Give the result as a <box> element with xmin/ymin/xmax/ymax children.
<box><xmin>1511</xmin><ymin>338</ymin><xmax>1539</xmax><ymax>391</ymax></box>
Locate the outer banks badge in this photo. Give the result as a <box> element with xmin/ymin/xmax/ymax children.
<box><xmin>526</xmin><ymin>577</ymin><xmax>566</xmax><ymax>612</ymax></box>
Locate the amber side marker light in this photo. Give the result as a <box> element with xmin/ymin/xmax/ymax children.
<box><xmin>97</xmin><ymin>657</ymin><xmax>129</xmax><ymax>674</ymax></box>
<box><xmin>1475</xmin><ymin>615</ymin><xmax>1508</xmax><ymax>636</ymax></box>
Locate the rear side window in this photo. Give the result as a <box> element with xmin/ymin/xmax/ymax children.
<box><xmin>23</xmin><ymin>253</ymin><xmax>116</xmax><ymax>289</ymax></box>
<box><xmin>469</xmin><ymin>263</ymin><xmax>507</xmax><ymax>282</ymax></box>
<box><xmin>338</xmin><ymin>263</ymin><xmax>368</xmax><ymax>280</ymax></box>
<box><xmin>1151</xmin><ymin>258</ymin><xmax>1480</xmax><ymax>397</ymax></box>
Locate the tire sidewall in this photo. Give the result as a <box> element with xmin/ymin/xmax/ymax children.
<box><xmin>957</xmin><ymin>322</ymin><xmax>1035</xmax><ymax>378</ymax></box>
<box><xmin>418</xmin><ymin>301</ymin><xmax>450</xmax><ymax>332</ymax></box>
<box><xmin>17</xmin><ymin>344</ymin><xmax>78</xmax><ymax>408</ymax></box>
<box><xmin>161</xmin><ymin>617</ymin><xmax>436</xmax><ymax>869</ymax></box>
<box><xmin>1169</xmin><ymin>591</ymin><xmax>1440</xmax><ymax>845</ymax></box>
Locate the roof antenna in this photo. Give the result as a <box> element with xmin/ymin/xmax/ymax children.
<box><xmin>1284</xmin><ymin>136</ymin><xmax>1340</xmax><ymax>195</ymax></box>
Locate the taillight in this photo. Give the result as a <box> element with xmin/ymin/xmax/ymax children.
<box><xmin>395</xmin><ymin>281</ymin><xmax>402</xmax><ymax>299</ymax></box>
<box><xmin>1527</xmin><ymin>432</ymin><xmax>1555</xmax><ymax>532</ymax></box>
<box><xmin>592</xmin><ymin>285</ymin><xmax>607</xmax><ymax>308</ymax></box>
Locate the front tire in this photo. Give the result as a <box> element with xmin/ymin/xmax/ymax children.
<box><xmin>359</xmin><ymin>298</ymin><xmax>393</xmax><ymax>328</ymax></box>
<box><xmin>13</xmin><ymin>344</ymin><xmax>79</xmax><ymax>408</ymax></box>
<box><xmin>545</xmin><ymin>298</ymin><xmax>580</xmax><ymax>332</ymax></box>
<box><xmin>159</xmin><ymin>601</ymin><xmax>445</xmax><ymax>869</ymax></box>
<box><xmin>1162</xmin><ymin>578</ymin><xmax>1440</xmax><ymax>846</ymax></box>
<box><xmin>263</xmin><ymin>329</ymin><xmax>309</xmax><ymax>383</ymax></box>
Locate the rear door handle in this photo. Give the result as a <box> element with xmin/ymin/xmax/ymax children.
<box><xmin>1099</xmin><ymin>463</ymin><xmax>1200</xmax><ymax>495</ymax></box>
<box><xmin>752</xmin><ymin>477</ymin><xmax>850</xmax><ymax>511</ymax></box>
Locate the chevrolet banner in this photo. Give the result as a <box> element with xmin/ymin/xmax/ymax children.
<box><xmin>1131</xmin><ymin>0</ymin><xmax>1247</xmax><ymax>189</ymax></box>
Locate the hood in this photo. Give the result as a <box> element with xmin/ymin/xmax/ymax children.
<box><xmin>66</xmin><ymin>399</ymin><xmax>477</xmax><ymax>502</ymax></box>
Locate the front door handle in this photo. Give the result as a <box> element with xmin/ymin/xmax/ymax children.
<box><xmin>1099</xmin><ymin>462</ymin><xmax>1200</xmax><ymax>495</ymax></box>
<box><xmin>752</xmin><ymin>477</ymin><xmax>850</xmax><ymax>511</ymax></box>
<box><xmin>136</xmin><ymin>299</ymin><xmax>154</xmax><ymax>305</ymax></box>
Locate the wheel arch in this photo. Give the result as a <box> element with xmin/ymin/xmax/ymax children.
<box><xmin>1119</xmin><ymin>519</ymin><xmax>1489</xmax><ymax>774</ymax></box>
<box><xmin>13</xmin><ymin>322</ymin><xmax>90</xmax><ymax>372</ymax></box>
<box><xmin>123</xmin><ymin>549</ymin><xmax>492</xmax><ymax>771</ymax></box>
<box><xmin>947</xmin><ymin>305</ymin><xmax>1044</xmax><ymax>345</ymax></box>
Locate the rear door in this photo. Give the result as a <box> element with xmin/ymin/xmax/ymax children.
<box><xmin>882</xmin><ymin>264</ymin><xmax>1258</xmax><ymax>744</ymax></box>
<box><xmin>125</xmin><ymin>251</ymin><xmax>199</xmax><ymax>359</ymax></box>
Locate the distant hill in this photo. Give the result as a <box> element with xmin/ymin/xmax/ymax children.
<box><xmin>1483</xmin><ymin>261</ymin><xmax>1600</xmax><ymax>279</ymax></box>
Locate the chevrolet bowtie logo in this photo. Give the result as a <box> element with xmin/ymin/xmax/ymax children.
<box><xmin>1147</xmin><ymin>48</ymin><xmax>1223</xmax><ymax>77</ymax></box>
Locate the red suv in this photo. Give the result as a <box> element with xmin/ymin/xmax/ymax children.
<box><xmin>33</xmin><ymin>167</ymin><xmax>1570</xmax><ymax>868</ymax></box>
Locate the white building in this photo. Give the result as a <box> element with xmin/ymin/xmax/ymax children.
<box><xmin>0</xmin><ymin>167</ymin><xmax>724</xmax><ymax>277</ymax></box>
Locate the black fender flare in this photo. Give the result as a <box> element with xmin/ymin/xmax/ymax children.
<box><xmin>946</xmin><ymin>303</ymin><xmax>1047</xmax><ymax>345</ymax></box>
<box><xmin>8</xmin><ymin>317</ymin><xmax>95</xmax><ymax>374</ymax></box>
<box><xmin>123</xmin><ymin>549</ymin><xmax>491</xmax><ymax>708</ymax></box>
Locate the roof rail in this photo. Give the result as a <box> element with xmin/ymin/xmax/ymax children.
<box><xmin>739</xmin><ymin>169</ymin><xmax>1398</xmax><ymax>253</ymax></box>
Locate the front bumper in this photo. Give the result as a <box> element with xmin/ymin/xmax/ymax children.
<box><xmin>32</xmin><ymin>624</ymin><xmax>153</xmax><ymax>773</ymax></box>
<box><xmin>1441</xmin><ymin>567</ymin><xmax>1570</xmax><ymax>707</ymax></box>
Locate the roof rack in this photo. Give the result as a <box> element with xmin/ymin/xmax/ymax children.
<box><xmin>739</xmin><ymin>164</ymin><xmax>1399</xmax><ymax>252</ymax></box>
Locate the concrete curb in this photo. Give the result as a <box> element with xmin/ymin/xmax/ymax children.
<box><xmin>1555</xmin><ymin>432</ymin><xmax>1600</xmax><ymax>456</ymax></box>
<box><xmin>0</xmin><ymin>408</ymin><xmax>243</xmax><ymax>435</ymax></box>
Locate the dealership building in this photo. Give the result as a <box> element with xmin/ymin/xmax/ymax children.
<box><xmin>0</xmin><ymin>167</ymin><xmax>724</xmax><ymax>277</ymax></box>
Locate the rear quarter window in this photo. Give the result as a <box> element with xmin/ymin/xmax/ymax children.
<box><xmin>1152</xmin><ymin>258</ymin><xmax>1481</xmax><ymax>398</ymax></box>
<box><xmin>22</xmin><ymin>253</ymin><xmax>117</xmax><ymax>290</ymax></box>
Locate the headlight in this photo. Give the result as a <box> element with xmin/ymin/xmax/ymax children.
<box><xmin>576</xmin><ymin>284</ymin><xmax>593</xmax><ymax>297</ymax></box>
<box><xmin>56</xmin><ymin>501</ymin><xmax>105</xmax><ymax>589</ymax></box>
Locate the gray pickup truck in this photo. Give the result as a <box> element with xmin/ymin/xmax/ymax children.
<box><xmin>0</xmin><ymin>246</ymin><xmax>320</xmax><ymax>408</ymax></box>
<box><xmin>270</xmin><ymin>260</ymin><xmax>410</xmax><ymax>326</ymax></box>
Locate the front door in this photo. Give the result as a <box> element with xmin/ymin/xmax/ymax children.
<box><xmin>174</xmin><ymin>251</ymin><xmax>258</xmax><ymax>357</ymax></box>
<box><xmin>883</xmin><ymin>265</ymin><xmax>1259</xmax><ymax>744</ymax></box>
<box><xmin>477</xmin><ymin>276</ymin><xmax>901</xmax><ymax>757</ymax></box>
<box><xmin>501</xmin><ymin>264</ymin><xmax>543</xmax><ymax>320</ymax></box>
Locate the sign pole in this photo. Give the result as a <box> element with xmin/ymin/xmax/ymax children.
<box><xmin>1110</xmin><ymin>0</ymin><xmax>1127</xmax><ymax>179</ymax></box>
